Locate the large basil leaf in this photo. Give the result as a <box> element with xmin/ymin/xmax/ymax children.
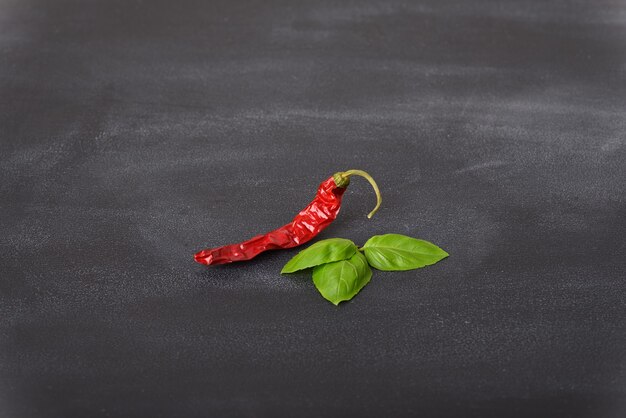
<box><xmin>312</xmin><ymin>252</ymin><xmax>372</xmax><ymax>305</ymax></box>
<box><xmin>281</xmin><ymin>238</ymin><xmax>357</xmax><ymax>274</ymax></box>
<box><xmin>362</xmin><ymin>234</ymin><xmax>448</xmax><ymax>271</ymax></box>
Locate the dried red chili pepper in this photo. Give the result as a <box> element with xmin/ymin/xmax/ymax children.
<box><xmin>194</xmin><ymin>169</ymin><xmax>382</xmax><ymax>266</ymax></box>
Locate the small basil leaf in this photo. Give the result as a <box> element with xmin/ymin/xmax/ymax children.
<box><xmin>281</xmin><ymin>238</ymin><xmax>357</xmax><ymax>274</ymax></box>
<box><xmin>362</xmin><ymin>234</ymin><xmax>448</xmax><ymax>271</ymax></box>
<box><xmin>312</xmin><ymin>252</ymin><xmax>372</xmax><ymax>305</ymax></box>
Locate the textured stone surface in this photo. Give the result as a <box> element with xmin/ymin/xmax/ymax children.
<box><xmin>1</xmin><ymin>0</ymin><xmax>625</xmax><ymax>416</ymax></box>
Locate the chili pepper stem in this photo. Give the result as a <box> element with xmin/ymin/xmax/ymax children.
<box><xmin>336</xmin><ymin>169</ymin><xmax>382</xmax><ymax>218</ymax></box>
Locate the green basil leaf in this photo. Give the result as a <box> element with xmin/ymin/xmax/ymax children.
<box><xmin>362</xmin><ymin>234</ymin><xmax>448</xmax><ymax>271</ymax></box>
<box><xmin>312</xmin><ymin>252</ymin><xmax>372</xmax><ymax>305</ymax></box>
<box><xmin>281</xmin><ymin>238</ymin><xmax>357</xmax><ymax>274</ymax></box>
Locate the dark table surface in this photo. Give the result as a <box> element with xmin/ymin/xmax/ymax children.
<box><xmin>2</xmin><ymin>0</ymin><xmax>625</xmax><ymax>417</ymax></box>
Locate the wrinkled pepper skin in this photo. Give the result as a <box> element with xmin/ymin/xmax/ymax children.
<box><xmin>194</xmin><ymin>176</ymin><xmax>347</xmax><ymax>265</ymax></box>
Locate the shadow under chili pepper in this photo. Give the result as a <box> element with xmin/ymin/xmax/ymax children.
<box><xmin>193</xmin><ymin>248</ymin><xmax>287</xmax><ymax>275</ymax></box>
<box><xmin>193</xmin><ymin>248</ymin><xmax>318</xmax><ymax>293</ymax></box>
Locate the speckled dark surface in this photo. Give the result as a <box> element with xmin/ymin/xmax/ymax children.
<box><xmin>1</xmin><ymin>0</ymin><xmax>625</xmax><ymax>417</ymax></box>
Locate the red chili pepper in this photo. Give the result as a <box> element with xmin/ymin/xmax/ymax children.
<box><xmin>194</xmin><ymin>169</ymin><xmax>382</xmax><ymax>266</ymax></box>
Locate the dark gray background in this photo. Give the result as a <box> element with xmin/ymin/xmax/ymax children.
<box><xmin>1</xmin><ymin>0</ymin><xmax>625</xmax><ymax>417</ymax></box>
